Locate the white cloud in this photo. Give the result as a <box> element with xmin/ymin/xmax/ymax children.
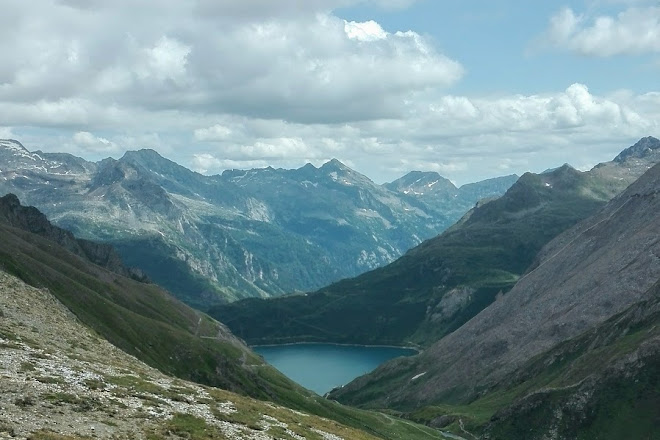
<box><xmin>543</xmin><ymin>6</ymin><xmax>660</xmax><ymax>56</ymax></box>
<box><xmin>1</xmin><ymin>1</ymin><xmax>657</xmax><ymax>186</ymax></box>
<box><xmin>0</xmin><ymin>127</ymin><xmax>15</xmax><ymax>139</ymax></box>
<box><xmin>0</xmin><ymin>0</ymin><xmax>460</xmax><ymax>124</ymax></box>
<box><xmin>72</xmin><ymin>131</ymin><xmax>120</xmax><ymax>153</ymax></box>
<box><xmin>194</xmin><ymin>125</ymin><xmax>234</xmax><ymax>141</ymax></box>
<box><xmin>135</xmin><ymin>36</ymin><xmax>191</xmax><ymax>84</ymax></box>
<box><xmin>344</xmin><ymin>20</ymin><xmax>388</xmax><ymax>41</ymax></box>
<box><xmin>183</xmin><ymin>83</ymin><xmax>658</xmax><ymax>183</ymax></box>
<box><xmin>191</xmin><ymin>153</ymin><xmax>271</xmax><ymax>175</ymax></box>
<box><xmin>238</xmin><ymin>138</ymin><xmax>311</xmax><ymax>159</ymax></box>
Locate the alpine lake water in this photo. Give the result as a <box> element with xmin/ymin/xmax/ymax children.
<box><xmin>253</xmin><ymin>343</ymin><xmax>417</xmax><ymax>395</ymax></box>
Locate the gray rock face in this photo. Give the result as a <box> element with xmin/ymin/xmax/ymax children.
<box><xmin>331</xmin><ymin>160</ymin><xmax>660</xmax><ymax>409</ymax></box>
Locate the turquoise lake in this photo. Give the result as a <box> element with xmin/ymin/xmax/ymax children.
<box><xmin>253</xmin><ymin>343</ymin><xmax>417</xmax><ymax>395</ymax></box>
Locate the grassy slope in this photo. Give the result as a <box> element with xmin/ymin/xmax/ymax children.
<box><xmin>210</xmin><ymin>166</ymin><xmax>618</xmax><ymax>348</ymax></box>
<box><xmin>0</xmin><ymin>221</ymin><xmax>446</xmax><ymax>440</ymax></box>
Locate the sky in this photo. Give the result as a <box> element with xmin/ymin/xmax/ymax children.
<box><xmin>1</xmin><ymin>0</ymin><xmax>659</xmax><ymax>185</ymax></box>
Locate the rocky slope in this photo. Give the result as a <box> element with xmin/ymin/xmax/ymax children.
<box><xmin>0</xmin><ymin>270</ymin><xmax>386</xmax><ymax>440</ymax></box>
<box><xmin>480</xmin><ymin>281</ymin><xmax>660</xmax><ymax>439</ymax></box>
<box><xmin>0</xmin><ymin>139</ymin><xmax>514</xmax><ymax>306</ymax></box>
<box><xmin>0</xmin><ymin>195</ymin><xmax>285</xmax><ymax>398</ymax></box>
<box><xmin>328</xmin><ymin>153</ymin><xmax>660</xmax><ymax>418</ymax></box>
<box><xmin>209</xmin><ymin>138</ymin><xmax>659</xmax><ymax>348</ymax></box>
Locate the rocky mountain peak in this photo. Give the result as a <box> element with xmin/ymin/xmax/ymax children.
<box><xmin>385</xmin><ymin>171</ymin><xmax>457</xmax><ymax>196</ymax></box>
<box><xmin>614</xmin><ymin>136</ymin><xmax>660</xmax><ymax>163</ymax></box>
<box><xmin>0</xmin><ymin>139</ymin><xmax>29</xmax><ymax>153</ymax></box>
<box><xmin>300</xmin><ymin>162</ymin><xmax>317</xmax><ymax>171</ymax></box>
<box><xmin>119</xmin><ymin>149</ymin><xmax>179</xmax><ymax>174</ymax></box>
<box><xmin>0</xmin><ymin>139</ymin><xmax>46</xmax><ymax>166</ymax></box>
<box><xmin>321</xmin><ymin>158</ymin><xmax>347</xmax><ymax>168</ymax></box>
<box><xmin>89</xmin><ymin>158</ymin><xmax>128</xmax><ymax>188</ymax></box>
<box><xmin>319</xmin><ymin>158</ymin><xmax>374</xmax><ymax>186</ymax></box>
<box><xmin>120</xmin><ymin>148</ymin><xmax>166</xmax><ymax>166</ymax></box>
<box><xmin>0</xmin><ymin>192</ymin><xmax>20</xmax><ymax>208</ymax></box>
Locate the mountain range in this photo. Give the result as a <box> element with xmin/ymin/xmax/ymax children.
<box><xmin>0</xmin><ymin>139</ymin><xmax>515</xmax><ymax>307</ymax></box>
<box><xmin>210</xmin><ymin>137</ymin><xmax>660</xmax><ymax>348</ymax></box>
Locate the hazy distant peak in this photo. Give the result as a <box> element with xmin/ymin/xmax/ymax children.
<box><xmin>123</xmin><ymin>148</ymin><xmax>162</xmax><ymax>157</ymax></box>
<box><xmin>299</xmin><ymin>162</ymin><xmax>318</xmax><ymax>171</ymax></box>
<box><xmin>393</xmin><ymin>170</ymin><xmax>452</xmax><ymax>184</ymax></box>
<box><xmin>542</xmin><ymin>163</ymin><xmax>575</xmax><ymax>174</ymax></box>
<box><xmin>320</xmin><ymin>158</ymin><xmax>349</xmax><ymax>171</ymax></box>
<box><xmin>120</xmin><ymin>148</ymin><xmax>168</xmax><ymax>165</ymax></box>
<box><xmin>458</xmin><ymin>174</ymin><xmax>519</xmax><ymax>189</ymax></box>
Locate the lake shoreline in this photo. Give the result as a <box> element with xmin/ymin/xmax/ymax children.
<box><xmin>251</xmin><ymin>341</ymin><xmax>422</xmax><ymax>354</ymax></box>
<box><xmin>253</xmin><ymin>343</ymin><xmax>419</xmax><ymax>395</ymax></box>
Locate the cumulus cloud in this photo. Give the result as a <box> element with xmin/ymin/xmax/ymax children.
<box><xmin>0</xmin><ymin>127</ymin><xmax>15</xmax><ymax>139</ymax></box>
<box><xmin>187</xmin><ymin>83</ymin><xmax>658</xmax><ymax>183</ymax></box>
<box><xmin>543</xmin><ymin>6</ymin><xmax>660</xmax><ymax>56</ymax></box>
<box><xmin>0</xmin><ymin>0</ymin><xmax>460</xmax><ymax>124</ymax></box>
<box><xmin>191</xmin><ymin>154</ymin><xmax>272</xmax><ymax>175</ymax></box>
<box><xmin>71</xmin><ymin>131</ymin><xmax>120</xmax><ymax>153</ymax></box>
<box><xmin>135</xmin><ymin>36</ymin><xmax>191</xmax><ymax>84</ymax></box>
<box><xmin>194</xmin><ymin>125</ymin><xmax>234</xmax><ymax>142</ymax></box>
<box><xmin>344</xmin><ymin>20</ymin><xmax>388</xmax><ymax>41</ymax></box>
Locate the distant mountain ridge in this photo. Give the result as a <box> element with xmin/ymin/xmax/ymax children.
<box><xmin>209</xmin><ymin>163</ymin><xmax>613</xmax><ymax>347</ymax></box>
<box><xmin>385</xmin><ymin>170</ymin><xmax>519</xmax><ymax>221</ymax></box>
<box><xmin>210</xmin><ymin>138</ymin><xmax>657</xmax><ymax>348</ymax></box>
<box><xmin>0</xmin><ymin>139</ymin><xmax>515</xmax><ymax>306</ymax></box>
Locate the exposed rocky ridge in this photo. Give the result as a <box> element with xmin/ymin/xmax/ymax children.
<box><xmin>0</xmin><ymin>193</ymin><xmax>148</xmax><ymax>282</ymax></box>
<box><xmin>329</xmin><ymin>159</ymin><xmax>660</xmax><ymax>409</ymax></box>
<box><xmin>0</xmin><ymin>141</ymin><xmax>515</xmax><ymax>306</ymax></box>
<box><xmin>613</xmin><ymin>135</ymin><xmax>660</xmax><ymax>163</ymax></box>
<box><xmin>0</xmin><ymin>270</ymin><xmax>383</xmax><ymax>440</ymax></box>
